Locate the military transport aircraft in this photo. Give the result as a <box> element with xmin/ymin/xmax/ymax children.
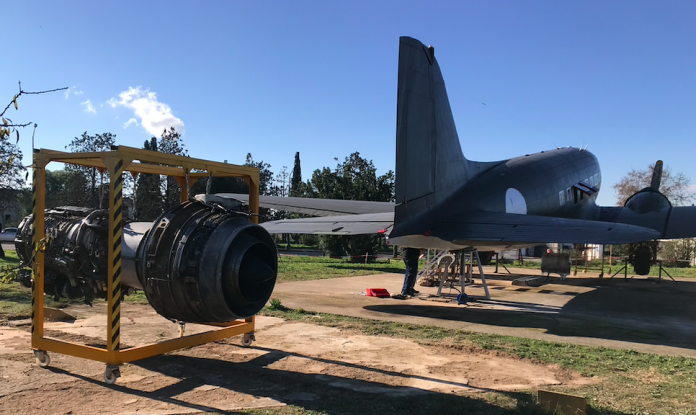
<box><xmin>205</xmin><ymin>36</ymin><xmax>696</xmax><ymax>261</ymax></box>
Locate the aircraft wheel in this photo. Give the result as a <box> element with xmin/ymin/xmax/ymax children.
<box><xmin>104</xmin><ymin>366</ymin><xmax>121</xmax><ymax>385</ymax></box>
<box><xmin>34</xmin><ymin>350</ymin><xmax>50</xmax><ymax>368</ymax></box>
<box><xmin>242</xmin><ymin>333</ymin><xmax>255</xmax><ymax>347</ymax></box>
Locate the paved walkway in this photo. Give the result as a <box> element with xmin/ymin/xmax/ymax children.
<box><xmin>273</xmin><ymin>267</ymin><xmax>696</xmax><ymax>358</ymax></box>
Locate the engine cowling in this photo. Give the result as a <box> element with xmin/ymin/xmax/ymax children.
<box><xmin>137</xmin><ymin>201</ymin><xmax>277</xmax><ymax>322</ymax></box>
<box><xmin>624</xmin><ymin>188</ymin><xmax>671</xmax><ymax>214</ymax></box>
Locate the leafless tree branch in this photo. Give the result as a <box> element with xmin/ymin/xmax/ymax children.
<box><xmin>1</xmin><ymin>122</ymin><xmax>32</xmax><ymax>128</ymax></box>
<box><xmin>1</xmin><ymin>82</ymin><xmax>68</xmax><ymax>118</ymax></box>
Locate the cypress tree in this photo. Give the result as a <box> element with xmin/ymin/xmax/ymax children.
<box><xmin>290</xmin><ymin>152</ymin><xmax>301</xmax><ymax>196</ymax></box>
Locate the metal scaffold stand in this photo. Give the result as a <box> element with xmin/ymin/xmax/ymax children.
<box><xmin>30</xmin><ymin>146</ymin><xmax>262</xmax><ymax>384</ymax></box>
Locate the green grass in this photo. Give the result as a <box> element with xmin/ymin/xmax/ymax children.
<box><xmin>0</xmin><ymin>250</ymin><xmax>149</xmax><ymax>321</ymax></box>
<box><xmin>499</xmin><ymin>259</ymin><xmax>696</xmax><ymax>278</ymax></box>
<box><xmin>276</xmin><ymin>256</ymin><xmax>413</xmax><ymax>283</ymax></box>
<box><xmin>282</xmin><ymin>244</ymin><xmax>320</xmax><ymax>250</ymax></box>
<box><xmin>261</xmin><ymin>306</ymin><xmax>696</xmax><ymax>415</ymax></box>
<box><xmin>0</xmin><ymin>282</ymin><xmax>92</xmax><ymax>320</ymax></box>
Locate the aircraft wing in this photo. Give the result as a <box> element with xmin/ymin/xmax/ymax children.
<box><xmin>259</xmin><ymin>212</ymin><xmax>394</xmax><ymax>235</ymax></box>
<box><xmin>211</xmin><ymin>193</ymin><xmax>394</xmax><ymax>217</ymax></box>
<box><xmin>598</xmin><ymin>205</ymin><xmax>696</xmax><ymax>240</ymax></box>
<box><xmin>429</xmin><ymin>211</ymin><xmax>661</xmax><ymax>245</ymax></box>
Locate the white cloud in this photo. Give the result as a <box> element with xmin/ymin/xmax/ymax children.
<box><xmin>81</xmin><ymin>100</ymin><xmax>96</xmax><ymax>113</ymax></box>
<box><xmin>65</xmin><ymin>85</ymin><xmax>84</xmax><ymax>99</ymax></box>
<box><xmin>107</xmin><ymin>87</ymin><xmax>184</xmax><ymax>135</ymax></box>
<box><xmin>123</xmin><ymin>118</ymin><xmax>139</xmax><ymax>129</ymax></box>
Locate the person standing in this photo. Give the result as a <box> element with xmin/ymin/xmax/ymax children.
<box><xmin>392</xmin><ymin>247</ymin><xmax>420</xmax><ymax>299</ymax></box>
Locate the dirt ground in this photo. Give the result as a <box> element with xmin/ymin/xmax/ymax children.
<box><xmin>0</xmin><ymin>303</ymin><xmax>593</xmax><ymax>415</ymax></box>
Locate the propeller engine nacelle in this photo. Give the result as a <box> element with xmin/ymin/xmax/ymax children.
<box><xmin>623</xmin><ymin>161</ymin><xmax>671</xmax><ymax>214</ymax></box>
<box><xmin>622</xmin><ymin>161</ymin><xmax>667</xmax><ymax>275</ymax></box>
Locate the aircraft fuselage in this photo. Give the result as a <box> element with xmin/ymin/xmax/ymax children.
<box><xmin>389</xmin><ymin>147</ymin><xmax>603</xmax><ymax>250</ymax></box>
<box><xmin>452</xmin><ymin>146</ymin><xmax>601</xmax><ymax>218</ymax></box>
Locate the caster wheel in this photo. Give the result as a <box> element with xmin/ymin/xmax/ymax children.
<box><xmin>241</xmin><ymin>333</ymin><xmax>255</xmax><ymax>347</ymax></box>
<box><xmin>104</xmin><ymin>366</ymin><xmax>121</xmax><ymax>385</ymax></box>
<box><xmin>34</xmin><ymin>350</ymin><xmax>51</xmax><ymax>368</ymax></box>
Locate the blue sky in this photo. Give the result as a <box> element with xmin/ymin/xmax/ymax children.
<box><xmin>5</xmin><ymin>1</ymin><xmax>695</xmax><ymax>205</ymax></box>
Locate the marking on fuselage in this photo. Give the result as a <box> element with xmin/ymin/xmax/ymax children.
<box><xmin>505</xmin><ymin>188</ymin><xmax>527</xmax><ymax>214</ymax></box>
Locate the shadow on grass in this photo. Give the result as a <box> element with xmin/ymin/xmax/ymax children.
<box><xmin>0</xmin><ymin>283</ymin><xmax>91</xmax><ymax>320</ymax></box>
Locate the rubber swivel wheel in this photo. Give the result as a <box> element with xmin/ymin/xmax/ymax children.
<box><xmin>104</xmin><ymin>366</ymin><xmax>121</xmax><ymax>385</ymax></box>
<box><xmin>242</xmin><ymin>333</ymin><xmax>255</xmax><ymax>347</ymax></box>
<box><xmin>34</xmin><ymin>350</ymin><xmax>50</xmax><ymax>368</ymax></box>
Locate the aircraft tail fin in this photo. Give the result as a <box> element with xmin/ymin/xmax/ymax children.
<box><xmin>393</xmin><ymin>36</ymin><xmax>476</xmax><ymax>232</ymax></box>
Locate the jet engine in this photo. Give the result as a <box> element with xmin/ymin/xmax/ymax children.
<box><xmin>14</xmin><ymin>199</ymin><xmax>277</xmax><ymax>323</ymax></box>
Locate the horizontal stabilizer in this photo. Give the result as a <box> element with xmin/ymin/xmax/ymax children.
<box><xmin>434</xmin><ymin>211</ymin><xmax>660</xmax><ymax>245</ymax></box>
<box><xmin>201</xmin><ymin>193</ymin><xmax>394</xmax><ymax>217</ymax></box>
<box><xmin>259</xmin><ymin>212</ymin><xmax>395</xmax><ymax>235</ymax></box>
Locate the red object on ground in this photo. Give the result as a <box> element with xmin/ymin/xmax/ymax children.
<box><xmin>367</xmin><ymin>288</ymin><xmax>390</xmax><ymax>298</ymax></box>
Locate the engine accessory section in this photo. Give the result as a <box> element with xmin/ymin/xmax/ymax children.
<box><xmin>15</xmin><ymin>200</ymin><xmax>277</xmax><ymax>323</ymax></box>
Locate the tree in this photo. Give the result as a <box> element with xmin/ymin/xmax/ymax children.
<box><xmin>275</xmin><ymin>166</ymin><xmax>290</xmax><ymax>198</ymax></box>
<box><xmin>613</xmin><ymin>163</ymin><xmax>694</xmax><ymax>206</ymax></box>
<box><xmin>44</xmin><ymin>169</ymin><xmax>89</xmax><ymax>208</ymax></box>
<box><xmin>298</xmin><ymin>152</ymin><xmax>395</xmax><ymax>256</ymax></box>
<box><xmin>135</xmin><ymin>138</ymin><xmax>163</xmax><ymax>221</ymax></box>
<box><xmin>16</xmin><ymin>188</ymin><xmax>32</xmax><ymax>218</ymax></box>
<box><xmin>244</xmin><ymin>153</ymin><xmax>275</xmax><ymax>196</ymax></box>
<box><xmin>660</xmin><ymin>239</ymin><xmax>696</xmax><ymax>262</ymax></box>
<box><xmin>158</xmin><ymin>127</ymin><xmax>188</xmax><ymax>211</ymax></box>
<box><xmin>65</xmin><ymin>132</ymin><xmax>117</xmax><ymax>208</ymax></box>
<box><xmin>290</xmin><ymin>152</ymin><xmax>302</xmax><ymax>196</ymax></box>
<box><xmin>303</xmin><ymin>152</ymin><xmax>394</xmax><ymax>202</ymax></box>
<box><xmin>134</xmin><ymin>127</ymin><xmax>189</xmax><ymax>219</ymax></box>
<box><xmin>0</xmin><ymin>132</ymin><xmax>26</xmax><ymax>230</ymax></box>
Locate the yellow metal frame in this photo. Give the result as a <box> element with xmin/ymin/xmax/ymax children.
<box><xmin>31</xmin><ymin>146</ymin><xmax>260</xmax><ymax>366</ymax></box>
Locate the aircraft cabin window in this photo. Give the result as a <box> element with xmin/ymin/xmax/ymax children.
<box><xmin>559</xmin><ymin>191</ymin><xmax>565</xmax><ymax>206</ymax></box>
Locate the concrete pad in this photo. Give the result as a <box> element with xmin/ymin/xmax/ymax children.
<box><xmin>272</xmin><ymin>269</ymin><xmax>696</xmax><ymax>358</ymax></box>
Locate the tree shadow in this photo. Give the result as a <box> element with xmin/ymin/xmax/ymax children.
<box><xmin>46</xmin><ymin>342</ymin><xmax>630</xmax><ymax>415</ymax></box>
